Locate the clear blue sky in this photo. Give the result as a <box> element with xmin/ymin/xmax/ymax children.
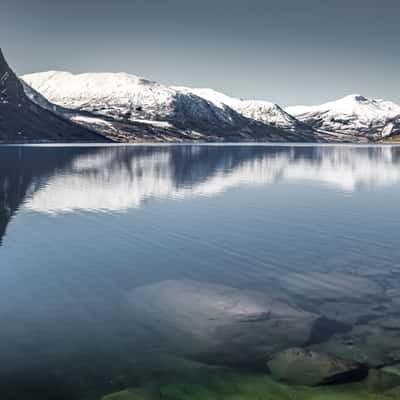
<box><xmin>1</xmin><ymin>0</ymin><xmax>399</xmax><ymax>106</ymax></box>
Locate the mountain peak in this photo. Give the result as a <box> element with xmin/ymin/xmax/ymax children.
<box><xmin>286</xmin><ymin>93</ymin><xmax>400</xmax><ymax>138</ymax></box>
<box><xmin>0</xmin><ymin>48</ymin><xmax>27</xmax><ymax>100</ymax></box>
<box><xmin>0</xmin><ymin>48</ymin><xmax>11</xmax><ymax>75</ymax></box>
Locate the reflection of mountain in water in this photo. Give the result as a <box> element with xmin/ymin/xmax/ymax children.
<box><xmin>2</xmin><ymin>144</ymin><xmax>400</xmax><ymax>241</ymax></box>
<box><xmin>2</xmin><ymin>144</ymin><xmax>400</xmax><ymax>242</ymax></box>
<box><xmin>0</xmin><ymin>146</ymin><xmax>97</xmax><ymax>244</ymax></box>
<box><xmin>20</xmin><ymin>145</ymin><xmax>400</xmax><ymax>214</ymax></box>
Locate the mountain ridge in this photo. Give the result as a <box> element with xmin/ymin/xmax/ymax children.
<box><xmin>1</xmin><ymin>47</ymin><xmax>399</xmax><ymax>143</ymax></box>
<box><xmin>23</xmin><ymin>68</ymin><xmax>400</xmax><ymax>142</ymax></box>
<box><xmin>21</xmin><ymin>70</ymin><xmax>322</xmax><ymax>143</ymax></box>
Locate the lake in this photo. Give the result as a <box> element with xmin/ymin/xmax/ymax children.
<box><xmin>1</xmin><ymin>144</ymin><xmax>400</xmax><ymax>399</ymax></box>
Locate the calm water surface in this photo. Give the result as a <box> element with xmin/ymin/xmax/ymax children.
<box><xmin>1</xmin><ymin>144</ymin><xmax>400</xmax><ymax>399</ymax></box>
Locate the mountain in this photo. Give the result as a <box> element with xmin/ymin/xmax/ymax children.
<box><xmin>17</xmin><ymin>57</ymin><xmax>400</xmax><ymax>142</ymax></box>
<box><xmin>22</xmin><ymin>71</ymin><xmax>320</xmax><ymax>142</ymax></box>
<box><xmin>286</xmin><ymin>94</ymin><xmax>400</xmax><ymax>139</ymax></box>
<box><xmin>173</xmin><ymin>87</ymin><xmax>311</xmax><ymax>132</ymax></box>
<box><xmin>0</xmin><ymin>49</ymin><xmax>108</xmax><ymax>143</ymax></box>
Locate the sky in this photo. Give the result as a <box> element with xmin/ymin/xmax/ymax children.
<box><xmin>1</xmin><ymin>0</ymin><xmax>399</xmax><ymax>106</ymax></box>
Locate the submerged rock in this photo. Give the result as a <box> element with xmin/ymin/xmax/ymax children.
<box><xmin>374</xmin><ymin>316</ymin><xmax>400</xmax><ymax>330</ymax></box>
<box><xmin>102</xmin><ymin>375</ymin><xmax>295</xmax><ymax>400</ymax></box>
<box><xmin>267</xmin><ymin>348</ymin><xmax>361</xmax><ymax>386</ymax></box>
<box><xmin>382</xmin><ymin>365</ymin><xmax>400</xmax><ymax>377</ymax></box>
<box><xmin>126</xmin><ymin>280</ymin><xmax>318</xmax><ymax>364</ymax></box>
<box><xmin>311</xmin><ymin>323</ymin><xmax>400</xmax><ymax>367</ymax></box>
<box><xmin>367</xmin><ymin>365</ymin><xmax>400</xmax><ymax>393</ymax></box>
<box><xmin>279</xmin><ymin>272</ymin><xmax>383</xmax><ymax>303</ymax></box>
<box><xmin>312</xmin><ymin>301</ymin><xmax>383</xmax><ymax>325</ymax></box>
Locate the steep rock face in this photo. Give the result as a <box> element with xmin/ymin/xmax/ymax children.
<box><xmin>0</xmin><ymin>49</ymin><xmax>107</xmax><ymax>142</ymax></box>
<box><xmin>22</xmin><ymin>71</ymin><xmax>319</xmax><ymax>142</ymax></box>
<box><xmin>286</xmin><ymin>94</ymin><xmax>400</xmax><ymax>138</ymax></box>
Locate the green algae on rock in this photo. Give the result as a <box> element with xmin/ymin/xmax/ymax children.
<box><xmin>367</xmin><ymin>366</ymin><xmax>400</xmax><ymax>393</ymax></box>
<box><xmin>101</xmin><ymin>372</ymin><xmax>400</xmax><ymax>400</ymax></box>
<box><xmin>267</xmin><ymin>348</ymin><xmax>361</xmax><ymax>386</ymax></box>
<box><xmin>103</xmin><ymin>390</ymin><xmax>147</xmax><ymax>400</ymax></box>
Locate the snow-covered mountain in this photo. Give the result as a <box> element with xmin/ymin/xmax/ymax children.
<box><xmin>173</xmin><ymin>87</ymin><xmax>307</xmax><ymax>132</ymax></box>
<box><xmin>22</xmin><ymin>71</ymin><xmax>317</xmax><ymax>142</ymax></box>
<box><xmin>286</xmin><ymin>94</ymin><xmax>400</xmax><ymax>139</ymax></box>
<box><xmin>19</xmin><ymin>67</ymin><xmax>400</xmax><ymax>142</ymax></box>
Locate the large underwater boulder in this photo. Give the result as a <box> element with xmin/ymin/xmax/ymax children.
<box><xmin>126</xmin><ymin>280</ymin><xmax>318</xmax><ymax>364</ymax></box>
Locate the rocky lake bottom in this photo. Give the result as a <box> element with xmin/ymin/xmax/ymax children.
<box><xmin>1</xmin><ymin>144</ymin><xmax>400</xmax><ymax>399</ymax></box>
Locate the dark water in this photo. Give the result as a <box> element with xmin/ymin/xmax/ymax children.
<box><xmin>1</xmin><ymin>144</ymin><xmax>400</xmax><ymax>399</ymax></box>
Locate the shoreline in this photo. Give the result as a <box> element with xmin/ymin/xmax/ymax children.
<box><xmin>1</xmin><ymin>141</ymin><xmax>400</xmax><ymax>147</ymax></box>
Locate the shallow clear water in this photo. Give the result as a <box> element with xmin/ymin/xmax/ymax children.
<box><xmin>1</xmin><ymin>144</ymin><xmax>400</xmax><ymax>399</ymax></box>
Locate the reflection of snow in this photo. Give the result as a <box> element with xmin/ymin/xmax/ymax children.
<box><xmin>25</xmin><ymin>152</ymin><xmax>174</xmax><ymax>212</ymax></box>
<box><xmin>24</xmin><ymin>146</ymin><xmax>400</xmax><ymax>214</ymax></box>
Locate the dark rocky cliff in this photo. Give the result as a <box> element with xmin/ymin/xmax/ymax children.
<box><xmin>0</xmin><ymin>49</ymin><xmax>109</xmax><ymax>142</ymax></box>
